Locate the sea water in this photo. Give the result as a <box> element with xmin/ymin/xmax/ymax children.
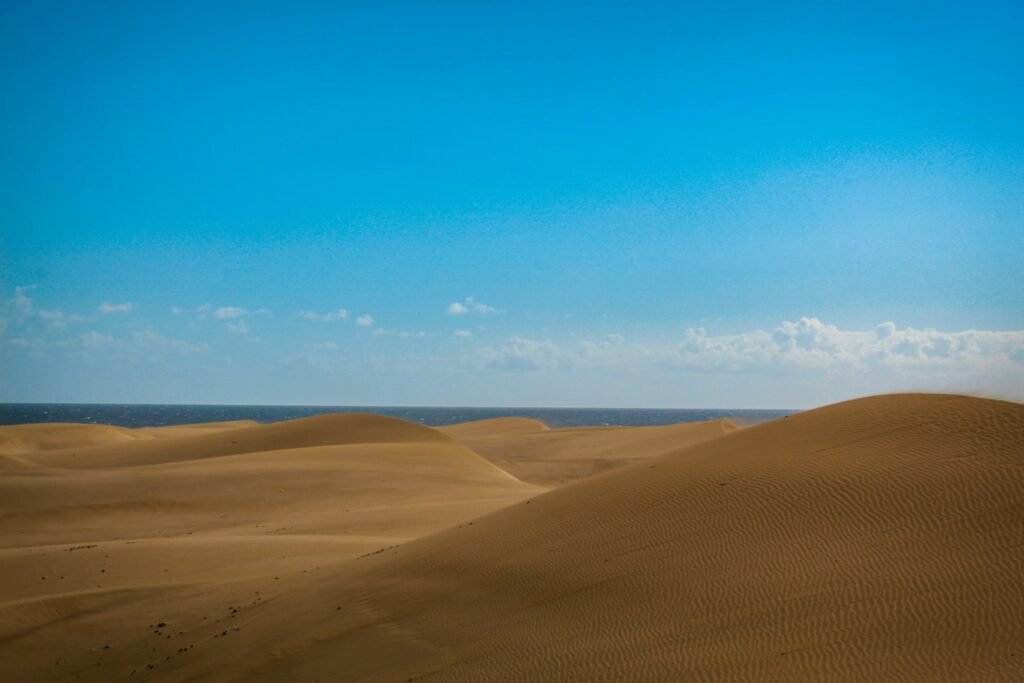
<box><xmin>0</xmin><ymin>403</ymin><xmax>794</xmax><ymax>428</ymax></box>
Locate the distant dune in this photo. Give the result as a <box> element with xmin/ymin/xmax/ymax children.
<box><xmin>0</xmin><ymin>422</ymin><xmax>146</xmax><ymax>456</ymax></box>
<box><xmin>442</xmin><ymin>417</ymin><xmax>739</xmax><ymax>485</ymax></box>
<box><xmin>1</xmin><ymin>394</ymin><xmax>1022</xmax><ymax>681</ymax></box>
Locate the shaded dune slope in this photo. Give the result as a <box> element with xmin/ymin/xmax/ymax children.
<box><xmin>214</xmin><ymin>394</ymin><xmax>1024</xmax><ymax>682</ymax></box>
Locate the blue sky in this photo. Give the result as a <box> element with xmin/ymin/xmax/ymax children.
<box><xmin>2</xmin><ymin>1</ymin><xmax>1022</xmax><ymax>408</ymax></box>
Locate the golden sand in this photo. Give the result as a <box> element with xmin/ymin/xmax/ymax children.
<box><xmin>1</xmin><ymin>394</ymin><xmax>1021</xmax><ymax>681</ymax></box>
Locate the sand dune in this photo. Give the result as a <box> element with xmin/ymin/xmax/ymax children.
<box><xmin>2</xmin><ymin>394</ymin><xmax>1022</xmax><ymax>681</ymax></box>
<box><xmin>444</xmin><ymin>418</ymin><xmax>739</xmax><ymax>485</ymax></box>
<box><xmin>21</xmin><ymin>412</ymin><xmax>460</xmax><ymax>469</ymax></box>
<box><xmin>0</xmin><ymin>422</ymin><xmax>145</xmax><ymax>456</ymax></box>
<box><xmin>0</xmin><ymin>413</ymin><xmax>544</xmax><ymax>681</ymax></box>
<box><xmin>1</xmin><ymin>414</ymin><xmax>536</xmax><ymax>547</ymax></box>
<box><xmin>137</xmin><ymin>420</ymin><xmax>259</xmax><ymax>438</ymax></box>
<box><xmin>438</xmin><ymin>416</ymin><xmax>550</xmax><ymax>438</ymax></box>
<box><xmin>160</xmin><ymin>394</ymin><xmax>1024</xmax><ymax>682</ymax></box>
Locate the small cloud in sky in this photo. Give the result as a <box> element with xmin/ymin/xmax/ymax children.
<box><xmin>311</xmin><ymin>341</ymin><xmax>338</xmax><ymax>350</ymax></box>
<box><xmin>214</xmin><ymin>306</ymin><xmax>248</xmax><ymax>320</ymax></box>
<box><xmin>131</xmin><ymin>329</ymin><xmax>208</xmax><ymax>355</ymax></box>
<box><xmin>99</xmin><ymin>302</ymin><xmax>134</xmax><ymax>315</ymax></box>
<box><xmin>37</xmin><ymin>309</ymin><xmax>67</xmax><ymax>327</ymax></box>
<box><xmin>297</xmin><ymin>309</ymin><xmax>348</xmax><ymax>322</ymax></box>
<box><xmin>7</xmin><ymin>335</ymin><xmax>47</xmax><ymax>359</ymax></box>
<box><xmin>371</xmin><ymin>328</ymin><xmax>435</xmax><ymax>338</ymax></box>
<box><xmin>226</xmin><ymin>320</ymin><xmax>250</xmax><ymax>335</ymax></box>
<box><xmin>356</xmin><ymin>314</ymin><xmax>374</xmax><ymax>326</ymax></box>
<box><xmin>171</xmin><ymin>303</ymin><xmax>212</xmax><ymax>319</ymax></box>
<box><xmin>79</xmin><ymin>330</ymin><xmax>118</xmax><ymax>350</ymax></box>
<box><xmin>454</xmin><ymin>329</ymin><xmax>472</xmax><ymax>337</ymax></box>
<box><xmin>11</xmin><ymin>284</ymin><xmax>38</xmax><ymax>321</ymax></box>
<box><xmin>479</xmin><ymin>337</ymin><xmax>565</xmax><ymax>371</ymax></box>
<box><xmin>31</xmin><ymin>308</ymin><xmax>88</xmax><ymax>330</ymax></box>
<box><xmin>448</xmin><ymin>297</ymin><xmax>498</xmax><ymax>315</ymax></box>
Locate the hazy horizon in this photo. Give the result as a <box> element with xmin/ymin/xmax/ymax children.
<box><xmin>2</xmin><ymin>2</ymin><xmax>1022</xmax><ymax>408</ymax></box>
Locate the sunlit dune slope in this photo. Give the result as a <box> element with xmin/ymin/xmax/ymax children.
<box><xmin>444</xmin><ymin>418</ymin><xmax>738</xmax><ymax>485</ymax></box>
<box><xmin>137</xmin><ymin>420</ymin><xmax>259</xmax><ymax>438</ymax></box>
<box><xmin>208</xmin><ymin>394</ymin><xmax>1024</xmax><ymax>682</ymax></box>
<box><xmin>0</xmin><ymin>422</ymin><xmax>146</xmax><ymax>456</ymax></box>
<box><xmin>20</xmin><ymin>412</ymin><xmax>459</xmax><ymax>469</ymax></box>
<box><xmin>438</xmin><ymin>416</ymin><xmax>550</xmax><ymax>438</ymax></box>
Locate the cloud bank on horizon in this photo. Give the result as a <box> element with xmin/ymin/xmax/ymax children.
<box><xmin>2</xmin><ymin>287</ymin><xmax>1021</xmax><ymax>408</ymax></box>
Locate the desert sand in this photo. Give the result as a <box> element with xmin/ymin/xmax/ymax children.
<box><xmin>1</xmin><ymin>393</ymin><xmax>1022</xmax><ymax>681</ymax></box>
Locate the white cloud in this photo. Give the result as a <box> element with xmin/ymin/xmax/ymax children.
<box><xmin>171</xmin><ymin>303</ymin><xmax>212</xmax><ymax>319</ymax></box>
<box><xmin>214</xmin><ymin>306</ymin><xmax>248</xmax><ymax>320</ymax></box>
<box><xmin>131</xmin><ymin>329</ymin><xmax>208</xmax><ymax>355</ymax></box>
<box><xmin>226</xmin><ymin>320</ymin><xmax>250</xmax><ymax>335</ymax></box>
<box><xmin>478</xmin><ymin>334</ymin><xmax>627</xmax><ymax>372</ymax></box>
<box><xmin>665</xmin><ymin>318</ymin><xmax>1024</xmax><ymax>374</ymax></box>
<box><xmin>311</xmin><ymin>341</ymin><xmax>338</xmax><ymax>350</ymax></box>
<box><xmin>297</xmin><ymin>309</ymin><xmax>348</xmax><ymax>322</ymax></box>
<box><xmin>51</xmin><ymin>329</ymin><xmax>208</xmax><ymax>357</ymax></box>
<box><xmin>356</xmin><ymin>314</ymin><xmax>374</xmax><ymax>327</ymax></box>
<box><xmin>99</xmin><ymin>302</ymin><xmax>135</xmax><ymax>315</ymax></box>
<box><xmin>454</xmin><ymin>329</ymin><xmax>472</xmax><ymax>337</ymax></box>
<box><xmin>369</xmin><ymin>327</ymin><xmax>435</xmax><ymax>338</ymax></box>
<box><xmin>36</xmin><ymin>309</ymin><xmax>67</xmax><ymax>327</ymax></box>
<box><xmin>6</xmin><ymin>335</ymin><xmax>47</xmax><ymax>359</ymax></box>
<box><xmin>478</xmin><ymin>337</ymin><xmax>566</xmax><ymax>371</ymax></box>
<box><xmin>448</xmin><ymin>297</ymin><xmax>498</xmax><ymax>315</ymax></box>
<box><xmin>11</xmin><ymin>285</ymin><xmax>37</xmax><ymax>321</ymax></box>
<box><xmin>473</xmin><ymin>319</ymin><xmax>1024</xmax><ymax>402</ymax></box>
<box><xmin>79</xmin><ymin>330</ymin><xmax>119</xmax><ymax>350</ymax></box>
<box><xmin>27</xmin><ymin>308</ymin><xmax>88</xmax><ymax>330</ymax></box>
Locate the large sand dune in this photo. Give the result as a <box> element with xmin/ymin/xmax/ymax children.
<box><xmin>1</xmin><ymin>394</ymin><xmax>1022</xmax><ymax>681</ymax></box>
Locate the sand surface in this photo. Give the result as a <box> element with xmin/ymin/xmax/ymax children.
<box><xmin>1</xmin><ymin>394</ymin><xmax>1022</xmax><ymax>681</ymax></box>
<box><xmin>439</xmin><ymin>417</ymin><xmax>739</xmax><ymax>485</ymax></box>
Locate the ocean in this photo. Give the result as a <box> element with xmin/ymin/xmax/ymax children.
<box><xmin>0</xmin><ymin>403</ymin><xmax>795</xmax><ymax>429</ymax></box>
